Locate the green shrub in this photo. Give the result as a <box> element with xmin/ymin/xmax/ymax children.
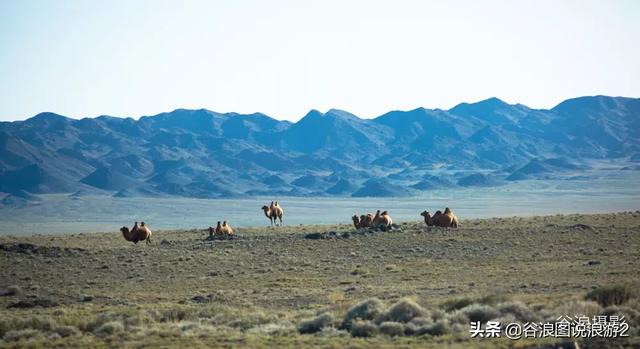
<box><xmin>3</xmin><ymin>329</ymin><xmax>45</xmax><ymax>342</ymax></box>
<box><xmin>340</xmin><ymin>298</ymin><xmax>385</xmax><ymax>330</ymax></box>
<box><xmin>94</xmin><ymin>321</ymin><xmax>124</xmax><ymax>337</ymax></box>
<box><xmin>416</xmin><ymin>320</ymin><xmax>449</xmax><ymax>336</ymax></box>
<box><xmin>460</xmin><ymin>304</ymin><xmax>500</xmax><ymax>323</ymax></box>
<box><xmin>586</xmin><ymin>285</ymin><xmax>637</xmax><ymax>307</ymax></box>
<box><xmin>298</xmin><ymin>313</ymin><xmax>334</xmax><ymax>334</ymax></box>
<box><xmin>496</xmin><ymin>301</ymin><xmax>539</xmax><ymax>322</ymax></box>
<box><xmin>53</xmin><ymin>325</ymin><xmax>80</xmax><ymax>338</ymax></box>
<box><xmin>350</xmin><ymin>320</ymin><xmax>378</xmax><ymax>337</ymax></box>
<box><xmin>442</xmin><ymin>297</ymin><xmax>474</xmax><ymax>312</ymax></box>
<box><xmin>377</xmin><ymin>298</ymin><xmax>427</xmax><ymax>323</ymax></box>
<box><xmin>378</xmin><ymin>321</ymin><xmax>404</xmax><ymax>336</ymax></box>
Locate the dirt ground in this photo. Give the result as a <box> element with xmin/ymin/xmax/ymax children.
<box><xmin>1</xmin><ymin>212</ymin><xmax>639</xmax><ymax>348</ymax></box>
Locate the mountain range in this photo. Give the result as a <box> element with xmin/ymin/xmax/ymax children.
<box><xmin>1</xmin><ymin>95</ymin><xmax>639</xmax><ymax>201</ymax></box>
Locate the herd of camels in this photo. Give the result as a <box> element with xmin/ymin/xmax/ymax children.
<box><xmin>119</xmin><ymin>201</ymin><xmax>459</xmax><ymax>244</ymax></box>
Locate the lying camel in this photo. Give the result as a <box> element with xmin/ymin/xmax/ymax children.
<box><xmin>371</xmin><ymin>210</ymin><xmax>393</xmax><ymax>228</ymax></box>
<box><xmin>360</xmin><ymin>213</ymin><xmax>374</xmax><ymax>228</ymax></box>
<box><xmin>120</xmin><ymin>221</ymin><xmax>152</xmax><ymax>244</ymax></box>
<box><xmin>221</xmin><ymin>221</ymin><xmax>234</xmax><ymax>235</ymax></box>
<box><xmin>378</xmin><ymin>211</ymin><xmax>393</xmax><ymax>228</ymax></box>
<box><xmin>439</xmin><ymin>207</ymin><xmax>459</xmax><ymax>228</ymax></box>
<box><xmin>372</xmin><ymin>210</ymin><xmax>382</xmax><ymax>227</ymax></box>
<box><xmin>352</xmin><ymin>215</ymin><xmax>361</xmax><ymax>229</ymax></box>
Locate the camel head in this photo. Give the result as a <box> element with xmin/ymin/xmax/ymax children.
<box><xmin>262</xmin><ymin>205</ymin><xmax>270</xmax><ymax>212</ymax></box>
<box><xmin>120</xmin><ymin>226</ymin><xmax>129</xmax><ymax>234</ymax></box>
<box><xmin>381</xmin><ymin>210</ymin><xmax>388</xmax><ymax>216</ymax></box>
<box><xmin>352</xmin><ymin>215</ymin><xmax>360</xmax><ymax>223</ymax></box>
<box><xmin>420</xmin><ymin>210</ymin><xmax>430</xmax><ymax>218</ymax></box>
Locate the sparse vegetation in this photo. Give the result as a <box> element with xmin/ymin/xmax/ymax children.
<box><xmin>0</xmin><ymin>212</ymin><xmax>638</xmax><ymax>348</ymax></box>
<box><xmin>586</xmin><ymin>285</ymin><xmax>638</xmax><ymax>307</ymax></box>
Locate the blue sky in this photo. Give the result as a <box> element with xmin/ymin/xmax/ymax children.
<box><xmin>1</xmin><ymin>0</ymin><xmax>639</xmax><ymax>121</ymax></box>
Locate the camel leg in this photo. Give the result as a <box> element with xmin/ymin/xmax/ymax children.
<box><xmin>279</xmin><ymin>215</ymin><xmax>283</xmax><ymax>226</ymax></box>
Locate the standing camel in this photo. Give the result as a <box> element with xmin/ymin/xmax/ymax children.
<box><xmin>261</xmin><ymin>201</ymin><xmax>284</xmax><ymax>227</ymax></box>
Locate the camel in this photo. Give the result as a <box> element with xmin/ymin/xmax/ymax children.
<box><xmin>439</xmin><ymin>207</ymin><xmax>459</xmax><ymax>228</ymax></box>
<box><xmin>360</xmin><ymin>213</ymin><xmax>373</xmax><ymax>228</ymax></box>
<box><xmin>221</xmin><ymin>221</ymin><xmax>234</xmax><ymax>235</ymax></box>
<box><xmin>372</xmin><ymin>210</ymin><xmax>382</xmax><ymax>227</ymax></box>
<box><xmin>431</xmin><ymin>210</ymin><xmax>443</xmax><ymax>227</ymax></box>
<box><xmin>271</xmin><ymin>202</ymin><xmax>284</xmax><ymax>226</ymax></box>
<box><xmin>378</xmin><ymin>211</ymin><xmax>393</xmax><ymax>228</ymax></box>
<box><xmin>261</xmin><ymin>202</ymin><xmax>283</xmax><ymax>226</ymax></box>
<box><xmin>420</xmin><ymin>211</ymin><xmax>436</xmax><ymax>226</ymax></box>
<box><xmin>120</xmin><ymin>221</ymin><xmax>152</xmax><ymax>244</ymax></box>
<box><xmin>352</xmin><ymin>215</ymin><xmax>361</xmax><ymax>229</ymax></box>
<box><xmin>262</xmin><ymin>205</ymin><xmax>276</xmax><ymax>227</ymax></box>
<box><xmin>371</xmin><ymin>210</ymin><xmax>392</xmax><ymax>229</ymax></box>
<box><xmin>215</xmin><ymin>221</ymin><xmax>223</xmax><ymax>235</ymax></box>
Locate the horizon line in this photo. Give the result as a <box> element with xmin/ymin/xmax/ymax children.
<box><xmin>3</xmin><ymin>94</ymin><xmax>638</xmax><ymax>123</ymax></box>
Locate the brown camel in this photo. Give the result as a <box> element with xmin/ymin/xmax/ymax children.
<box><xmin>352</xmin><ymin>215</ymin><xmax>361</xmax><ymax>229</ymax></box>
<box><xmin>431</xmin><ymin>210</ymin><xmax>443</xmax><ymax>227</ymax></box>
<box><xmin>120</xmin><ymin>221</ymin><xmax>152</xmax><ymax>244</ymax></box>
<box><xmin>262</xmin><ymin>205</ymin><xmax>276</xmax><ymax>227</ymax></box>
<box><xmin>360</xmin><ymin>213</ymin><xmax>374</xmax><ymax>228</ymax></box>
<box><xmin>420</xmin><ymin>210</ymin><xmax>436</xmax><ymax>226</ymax></box>
<box><xmin>215</xmin><ymin>221</ymin><xmax>223</xmax><ymax>235</ymax></box>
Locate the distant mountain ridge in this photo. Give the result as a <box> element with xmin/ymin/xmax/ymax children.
<box><xmin>0</xmin><ymin>95</ymin><xmax>638</xmax><ymax>199</ymax></box>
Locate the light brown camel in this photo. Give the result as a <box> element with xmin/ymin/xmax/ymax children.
<box><xmin>378</xmin><ymin>211</ymin><xmax>393</xmax><ymax>228</ymax></box>
<box><xmin>371</xmin><ymin>210</ymin><xmax>393</xmax><ymax>228</ymax></box>
<box><xmin>120</xmin><ymin>221</ymin><xmax>152</xmax><ymax>244</ymax></box>
<box><xmin>221</xmin><ymin>221</ymin><xmax>234</xmax><ymax>235</ymax></box>
<box><xmin>271</xmin><ymin>202</ymin><xmax>284</xmax><ymax>226</ymax></box>
<box><xmin>439</xmin><ymin>207</ymin><xmax>459</xmax><ymax>228</ymax></box>
<box><xmin>372</xmin><ymin>210</ymin><xmax>382</xmax><ymax>227</ymax></box>
<box><xmin>420</xmin><ymin>211</ymin><xmax>436</xmax><ymax>226</ymax></box>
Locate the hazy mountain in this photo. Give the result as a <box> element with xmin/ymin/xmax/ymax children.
<box><xmin>0</xmin><ymin>96</ymin><xmax>638</xmax><ymax>198</ymax></box>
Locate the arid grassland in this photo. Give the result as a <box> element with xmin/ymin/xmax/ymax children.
<box><xmin>1</xmin><ymin>212</ymin><xmax>639</xmax><ymax>348</ymax></box>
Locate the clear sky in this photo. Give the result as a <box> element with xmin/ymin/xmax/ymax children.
<box><xmin>1</xmin><ymin>0</ymin><xmax>639</xmax><ymax>121</ymax></box>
